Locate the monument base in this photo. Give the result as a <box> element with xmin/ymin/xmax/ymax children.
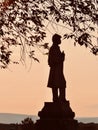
<box><xmin>36</xmin><ymin>118</ymin><xmax>77</xmax><ymax>130</ymax></box>
<box><xmin>35</xmin><ymin>101</ymin><xmax>78</xmax><ymax>130</ymax></box>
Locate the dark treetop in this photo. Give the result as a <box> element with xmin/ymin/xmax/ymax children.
<box><xmin>0</xmin><ymin>0</ymin><xmax>98</xmax><ymax>68</ymax></box>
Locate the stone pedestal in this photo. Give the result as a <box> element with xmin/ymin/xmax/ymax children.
<box><xmin>35</xmin><ymin>101</ymin><xmax>78</xmax><ymax>130</ymax></box>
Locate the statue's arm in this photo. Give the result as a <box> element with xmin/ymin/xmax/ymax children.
<box><xmin>48</xmin><ymin>47</ymin><xmax>64</xmax><ymax>67</ymax></box>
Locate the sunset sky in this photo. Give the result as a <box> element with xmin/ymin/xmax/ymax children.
<box><xmin>0</xmin><ymin>0</ymin><xmax>98</xmax><ymax>118</ymax></box>
<box><xmin>0</xmin><ymin>33</ymin><xmax>98</xmax><ymax>118</ymax></box>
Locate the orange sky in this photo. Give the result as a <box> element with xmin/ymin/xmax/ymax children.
<box><xmin>0</xmin><ymin>35</ymin><xmax>98</xmax><ymax>118</ymax></box>
<box><xmin>0</xmin><ymin>0</ymin><xmax>98</xmax><ymax>117</ymax></box>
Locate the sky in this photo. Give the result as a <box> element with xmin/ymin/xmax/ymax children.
<box><xmin>0</xmin><ymin>34</ymin><xmax>98</xmax><ymax>118</ymax></box>
<box><xmin>0</xmin><ymin>0</ymin><xmax>98</xmax><ymax>118</ymax></box>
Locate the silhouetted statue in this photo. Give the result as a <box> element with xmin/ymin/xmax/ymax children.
<box><xmin>47</xmin><ymin>34</ymin><xmax>66</xmax><ymax>102</ymax></box>
<box><xmin>36</xmin><ymin>36</ymin><xmax>77</xmax><ymax>129</ymax></box>
<box><xmin>36</xmin><ymin>35</ymin><xmax>77</xmax><ymax>129</ymax></box>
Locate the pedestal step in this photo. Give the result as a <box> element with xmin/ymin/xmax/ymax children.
<box><xmin>36</xmin><ymin>118</ymin><xmax>78</xmax><ymax>130</ymax></box>
<box><xmin>36</xmin><ymin>101</ymin><xmax>78</xmax><ymax>130</ymax></box>
<box><xmin>38</xmin><ymin>101</ymin><xmax>75</xmax><ymax>119</ymax></box>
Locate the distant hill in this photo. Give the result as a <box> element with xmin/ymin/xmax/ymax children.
<box><xmin>0</xmin><ymin>113</ymin><xmax>38</xmax><ymax>124</ymax></box>
<box><xmin>76</xmin><ymin>117</ymin><xmax>98</xmax><ymax>123</ymax></box>
<box><xmin>0</xmin><ymin>113</ymin><xmax>98</xmax><ymax>124</ymax></box>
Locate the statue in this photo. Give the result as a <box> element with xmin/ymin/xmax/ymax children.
<box><xmin>35</xmin><ymin>34</ymin><xmax>78</xmax><ymax>130</ymax></box>
<box><xmin>47</xmin><ymin>34</ymin><xmax>66</xmax><ymax>102</ymax></box>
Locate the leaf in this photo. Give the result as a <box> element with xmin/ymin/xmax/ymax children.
<box><xmin>32</xmin><ymin>57</ymin><xmax>40</xmax><ymax>63</ymax></box>
<box><xmin>0</xmin><ymin>29</ymin><xmax>3</xmax><ymax>36</ymax></box>
<box><xmin>42</xmin><ymin>43</ymin><xmax>49</xmax><ymax>49</ymax></box>
<box><xmin>47</xmin><ymin>6</ymin><xmax>55</xmax><ymax>12</ymax></box>
<box><xmin>63</xmin><ymin>34</ymin><xmax>68</xmax><ymax>39</ymax></box>
<box><xmin>78</xmin><ymin>33</ymin><xmax>90</xmax><ymax>47</ymax></box>
<box><xmin>91</xmin><ymin>47</ymin><xmax>98</xmax><ymax>55</ymax></box>
<box><xmin>89</xmin><ymin>27</ymin><xmax>95</xmax><ymax>31</ymax></box>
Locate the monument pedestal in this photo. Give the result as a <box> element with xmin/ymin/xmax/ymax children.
<box><xmin>35</xmin><ymin>101</ymin><xmax>78</xmax><ymax>130</ymax></box>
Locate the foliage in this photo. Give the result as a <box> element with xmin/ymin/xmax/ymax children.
<box><xmin>21</xmin><ymin>117</ymin><xmax>35</xmax><ymax>130</ymax></box>
<box><xmin>0</xmin><ymin>0</ymin><xmax>98</xmax><ymax>68</ymax></box>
